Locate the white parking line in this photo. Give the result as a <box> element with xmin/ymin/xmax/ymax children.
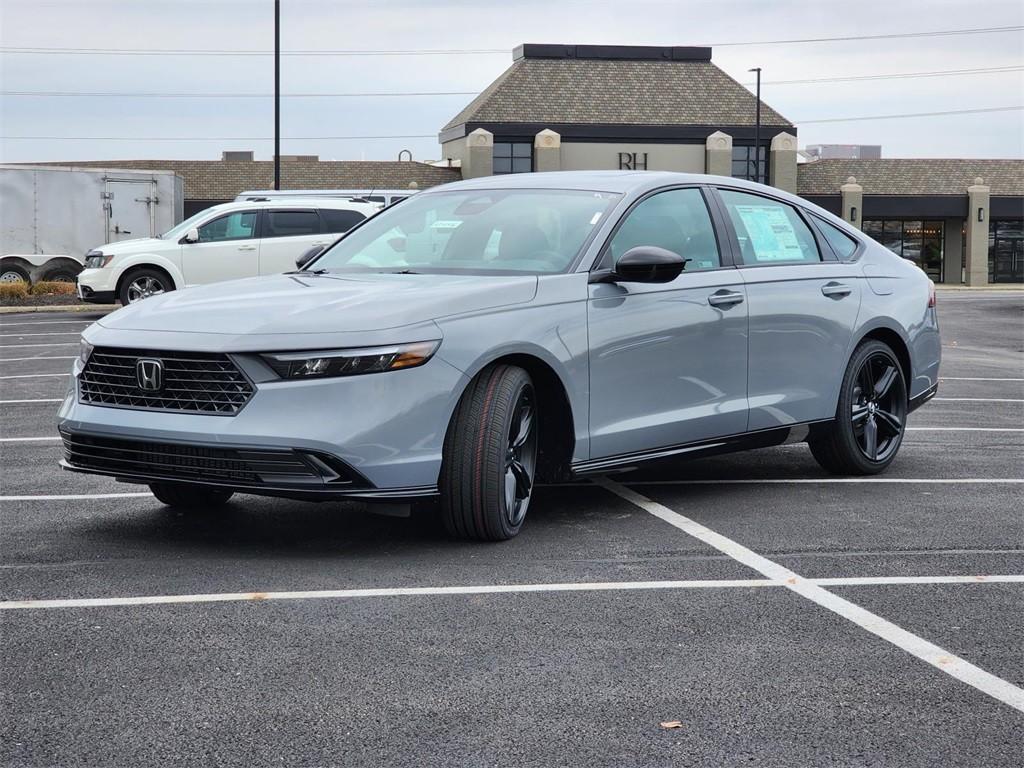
<box><xmin>0</xmin><ymin>356</ymin><xmax>76</xmax><ymax>362</ymax></box>
<box><xmin>626</xmin><ymin>478</ymin><xmax>1024</xmax><ymax>486</ymax></box>
<box><xmin>940</xmin><ymin>377</ymin><xmax>1024</xmax><ymax>382</ymax></box>
<box><xmin>932</xmin><ymin>397</ymin><xmax>1024</xmax><ymax>403</ymax></box>
<box><xmin>596</xmin><ymin>478</ymin><xmax>1024</xmax><ymax>714</ymax></box>
<box><xmin>0</xmin><ymin>579</ymin><xmax>778</xmax><ymax>610</ymax></box>
<box><xmin>907</xmin><ymin>427</ymin><xmax>1024</xmax><ymax>432</ymax></box>
<box><xmin>0</xmin><ymin>332</ymin><xmax>82</xmax><ymax>337</ymax></box>
<box><xmin>2</xmin><ymin>574</ymin><xmax>1021</xmax><ymax>612</ymax></box>
<box><xmin>0</xmin><ymin>343</ymin><xmax>78</xmax><ymax>348</ymax></box>
<box><xmin>0</xmin><ymin>320</ymin><xmax>92</xmax><ymax>326</ymax></box>
<box><xmin>0</xmin><ymin>372</ymin><xmax>69</xmax><ymax>379</ymax></box>
<box><xmin>0</xmin><ymin>492</ymin><xmax>151</xmax><ymax>501</ymax></box>
<box><xmin>0</xmin><ymin>437</ymin><xmax>61</xmax><ymax>443</ymax></box>
<box><xmin>0</xmin><ymin>399</ymin><xmax>62</xmax><ymax>404</ymax></box>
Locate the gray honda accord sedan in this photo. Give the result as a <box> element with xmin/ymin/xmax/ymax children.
<box><xmin>60</xmin><ymin>171</ymin><xmax>941</xmax><ymax>540</ymax></box>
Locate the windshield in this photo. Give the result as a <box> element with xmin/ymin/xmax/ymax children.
<box><xmin>310</xmin><ymin>189</ymin><xmax>620</xmax><ymax>275</ymax></box>
<box><xmin>159</xmin><ymin>209</ymin><xmax>221</xmax><ymax>240</ymax></box>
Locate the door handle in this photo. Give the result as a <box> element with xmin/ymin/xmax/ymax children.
<box><xmin>708</xmin><ymin>290</ymin><xmax>744</xmax><ymax>308</ymax></box>
<box><xmin>312</xmin><ymin>241</ymin><xmax>328</xmax><ymax>246</ymax></box>
<box><xmin>237</xmin><ymin>245</ymin><xmax>257</xmax><ymax>251</ymax></box>
<box><xmin>821</xmin><ymin>281</ymin><xmax>852</xmax><ymax>298</ymax></box>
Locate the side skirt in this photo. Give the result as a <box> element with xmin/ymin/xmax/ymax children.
<box><xmin>570</xmin><ymin>422</ymin><xmax>827</xmax><ymax>476</ymax></box>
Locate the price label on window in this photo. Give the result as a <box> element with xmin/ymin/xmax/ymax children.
<box><xmin>734</xmin><ymin>204</ymin><xmax>804</xmax><ymax>262</ymax></box>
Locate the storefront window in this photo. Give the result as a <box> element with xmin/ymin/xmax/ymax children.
<box><xmin>862</xmin><ymin>219</ymin><xmax>944</xmax><ymax>282</ymax></box>
<box><xmin>989</xmin><ymin>220</ymin><xmax>1024</xmax><ymax>283</ymax></box>
<box><xmin>493</xmin><ymin>142</ymin><xmax>532</xmax><ymax>174</ymax></box>
<box><xmin>731</xmin><ymin>145</ymin><xmax>767</xmax><ymax>183</ymax></box>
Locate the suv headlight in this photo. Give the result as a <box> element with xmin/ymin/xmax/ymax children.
<box><xmin>84</xmin><ymin>250</ymin><xmax>113</xmax><ymax>269</ymax></box>
<box><xmin>262</xmin><ymin>341</ymin><xmax>440</xmax><ymax>379</ymax></box>
<box><xmin>79</xmin><ymin>339</ymin><xmax>94</xmax><ymax>364</ymax></box>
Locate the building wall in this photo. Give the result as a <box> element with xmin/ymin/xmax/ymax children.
<box><xmin>559</xmin><ymin>142</ymin><xmax>705</xmax><ymax>172</ymax></box>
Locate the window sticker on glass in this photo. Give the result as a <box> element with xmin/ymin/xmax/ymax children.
<box><xmin>734</xmin><ymin>204</ymin><xmax>803</xmax><ymax>261</ymax></box>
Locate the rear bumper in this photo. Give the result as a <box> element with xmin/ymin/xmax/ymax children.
<box><xmin>908</xmin><ymin>381</ymin><xmax>938</xmax><ymax>414</ymax></box>
<box><xmin>58</xmin><ymin>427</ymin><xmax>438</xmax><ymax>501</ymax></box>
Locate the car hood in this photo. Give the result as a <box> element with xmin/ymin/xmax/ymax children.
<box><xmin>97</xmin><ymin>272</ymin><xmax>539</xmax><ymax>336</ymax></box>
<box><xmin>98</xmin><ymin>237</ymin><xmax>169</xmax><ymax>254</ymax></box>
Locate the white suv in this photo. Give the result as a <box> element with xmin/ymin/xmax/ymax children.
<box><xmin>76</xmin><ymin>198</ymin><xmax>380</xmax><ymax>305</ymax></box>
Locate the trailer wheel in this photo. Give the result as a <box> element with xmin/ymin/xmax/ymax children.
<box><xmin>0</xmin><ymin>262</ymin><xmax>30</xmax><ymax>283</ymax></box>
<box><xmin>40</xmin><ymin>261</ymin><xmax>81</xmax><ymax>283</ymax></box>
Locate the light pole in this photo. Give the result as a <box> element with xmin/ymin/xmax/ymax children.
<box><xmin>274</xmin><ymin>0</ymin><xmax>281</xmax><ymax>190</ymax></box>
<box><xmin>748</xmin><ymin>67</ymin><xmax>761</xmax><ymax>183</ymax></box>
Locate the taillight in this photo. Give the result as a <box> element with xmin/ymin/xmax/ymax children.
<box><xmin>927</xmin><ymin>280</ymin><xmax>936</xmax><ymax>308</ymax></box>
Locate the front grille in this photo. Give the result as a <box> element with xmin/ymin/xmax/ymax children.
<box><xmin>61</xmin><ymin>431</ymin><xmax>357</xmax><ymax>487</ymax></box>
<box><xmin>79</xmin><ymin>347</ymin><xmax>254</xmax><ymax>415</ymax></box>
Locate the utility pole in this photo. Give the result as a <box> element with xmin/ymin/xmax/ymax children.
<box><xmin>272</xmin><ymin>0</ymin><xmax>280</xmax><ymax>190</ymax></box>
<box><xmin>748</xmin><ymin>67</ymin><xmax>761</xmax><ymax>183</ymax></box>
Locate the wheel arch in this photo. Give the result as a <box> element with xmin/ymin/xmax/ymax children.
<box><xmin>447</xmin><ymin>352</ymin><xmax>576</xmax><ymax>482</ymax></box>
<box><xmin>856</xmin><ymin>325</ymin><xmax>912</xmax><ymax>403</ymax></box>
<box><xmin>115</xmin><ymin>262</ymin><xmax>178</xmax><ymax>301</ymax></box>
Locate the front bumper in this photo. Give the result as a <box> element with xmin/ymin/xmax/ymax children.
<box><xmin>58</xmin><ymin>352</ymin><xmax>468</xmax><ymax>499</ymax></box>
<box><xmin>77</xmin><ymin>285</ymin><xmax>117</xmax><ymax>304</ymax></box>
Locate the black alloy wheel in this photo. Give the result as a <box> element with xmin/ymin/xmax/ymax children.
<box><xmin>809</xmin><ymin>340</ymin><xmax>907</xmax><ymax>475</ymax></box>
<box><xmin>439</xmin><ymin>364</ymin><xmax>538</xmax><ymax>541</ymax></box>
<box><xmin>851</xmin><ymin>351</ymin><xmax>906</xmax><ymax>462</ymax></box>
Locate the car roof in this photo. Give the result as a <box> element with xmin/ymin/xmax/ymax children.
<box><xmin>421</xmin><ymin>170</ymin><xmax>830</xmax><ymax>218</ymax></box>
<box><xmin>204</xmin><ymin>198</ymin><xmax>379</xmax><ymax>214</ymax></box>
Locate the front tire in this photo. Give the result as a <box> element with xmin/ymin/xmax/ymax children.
<box><xmin>119</xmin><ymin>267</ymin><xmax>173</xmax><ymax>305</ymax></box>
<box><xmin>809</xmin><ymin>340</ymin><xmax>908</xmax><ymax>475</ymax></box>
<box><xmin>439</xmin><ymin>364</ymin><xmax>538</xmax><ymax>541</ymax></box>
<box><xmin>150</xmin><ymin>482</ymin><xmax>234</xmax><ymax>510</ymax></box>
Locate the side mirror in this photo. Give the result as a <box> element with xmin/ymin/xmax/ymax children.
<box><xmin>598</xmin><ymin>246</ymin><xmax>689</xmax><ymax>284</ymax></box>
<box><xmin>295</xmin><ymin>244</ymin><xmax>326</xmax><ymax>270</ymax></box>
<box><xmin>180</xmin><ymin>228</ymin><xmax>199</xmax><ymax>244</ymax></box>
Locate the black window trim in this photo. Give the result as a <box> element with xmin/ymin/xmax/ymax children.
<box><xmin>808</xmin><ymin>213</ymin><xmax>867</xmax><ymax>264</ymax></box>
<box><xmin>260</xmin><ymin>207</ymin><xmax>321</xmax><ymax>239</ymax></box>
<box><xmin>709</xmin><ymin>185</ymin><xmax>832</xmax><ymax>268</ymax></box>
<box><xmin>590</xmin><ymin>183</ymin><xmax>738</xmax><ymax>276</ymax></box>
<box><xmin>194</xmin><ymin>208</ymin><xmax>261</xmax><ymax>243</ymax></box>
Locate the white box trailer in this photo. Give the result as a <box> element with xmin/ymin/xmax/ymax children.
<box><xmin>0</xmin><ymin>164</ymin><xmax>184</xmax><ymax>285</ymax></box>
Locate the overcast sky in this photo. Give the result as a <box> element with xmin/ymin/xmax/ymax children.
<box><xmin>0</xmin><ymin>0</ymin><xmax>1021</xmax><ymax>164</ymax></box>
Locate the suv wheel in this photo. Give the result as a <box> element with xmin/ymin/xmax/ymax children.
<box><xmin>439</xmin><ymin>364</ymin><xmax>538</xmax><ymax>541</ymax></box>
<box><xmin>809</xmin><ymin>339</ymin><xmax>908</xmax><ymax>475</ymax></box>
<box><xmin>120</xmin><ymin>268</ymin><xmax>173</xmax><ymax>304</ymax></box>
<box><xmin>150</xmin><ymin>482</ymin><xmax>234</xmax><ymax>510</ymax></box>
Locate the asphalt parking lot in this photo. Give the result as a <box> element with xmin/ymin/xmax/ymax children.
<box><xmin>1</xmin><ymin>292</ymin><xmax>1022</xmax><ymax>767</ymax></box>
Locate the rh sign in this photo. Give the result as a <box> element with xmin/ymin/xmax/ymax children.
<box><xmin>618</xmin><ymin>152</ymin><xmax>648</xmax><ymax>170</ymax></box>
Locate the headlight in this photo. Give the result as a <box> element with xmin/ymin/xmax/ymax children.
<box><xmin>262</xmin><ymin>341</ymin><xmax>440</xmax><ymax>379</ymax></box>
<box><xmin>79</xmin><ymin>339</ymin><xmax>94</xmax><ymax>364</ymax></box>
<box><xmin>84</xmin><ymin>250</ymin><xmax>113</xmax><ymax>269</ymax></box>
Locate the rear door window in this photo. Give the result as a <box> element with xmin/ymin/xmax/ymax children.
<box><xmin>264</xmin><ymin>210</ymin><xmax>320</xmax><ymax>238</ymax></box>
<box><xmin>321</xmin><ymin>209</ymin><xmax>366</xmax><ymax>234</ymax></box>
<box><xmin>718</xmin><ymin>190</ymin><xmax>821</xmax><ymax>265</ymax></box>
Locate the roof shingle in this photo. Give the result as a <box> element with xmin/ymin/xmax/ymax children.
<box><xmin>30</xmin><ymin>160</ymin><xmax>461</xmax><ymax>201</ymax></box>
<box><xmin>443</xmin><ymin>57</ymin><xmax>792</xmax><ymax>132</ymax></box>
<box><xmin>797</xmin><ymin>159</ymin><xmax>1024</xmax><ymax>196</ymax></box>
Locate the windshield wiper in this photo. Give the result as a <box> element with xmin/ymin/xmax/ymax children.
<box><xmin>391</xmin><ymin>268</ymin><xmax>419</xmax><ymax>274</ymax></box>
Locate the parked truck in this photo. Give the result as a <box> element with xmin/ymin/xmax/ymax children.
<box><xmin>0</xmin><ymin>164</ymin><xmax>183</xmax><ymax>285</ymax></box>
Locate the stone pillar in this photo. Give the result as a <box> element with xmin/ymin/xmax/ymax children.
<box><xmin>462</xmin><ymin>128</ymin><xmax>494</xmax><ymax>179</ymax></box>
<box><xmin>533</xmin><ymin>129</ymin><xmax>561</xmax><ymax>172</ymax></box>
<box><xmin>840</xmin><ymin>176</ymin><xmax>864</xmax><ymax>231</ymax></box>
<box><xmin>942</xmin><ymin>218</ymin><xmax>963</xmax><ymax>285</ymax></box>
<box><xmin>964</xmin><ymin>177</ymin><xmax>991</xmax><ymax>286</ymax></box>
<box><xmin>705</xmin><ymin>131</ymin><xmax>732</xmax><ymax>177</ymax></box>
<box><xmin>769</xmin><ymin>132</ymin><xmax>797</xmax><ymax>193</ymax></box>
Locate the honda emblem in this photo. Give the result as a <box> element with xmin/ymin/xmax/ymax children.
<box><xmin>136</xmin><ymin>358</ymin><xmax>164</xmax><ymax>392</ymax></box>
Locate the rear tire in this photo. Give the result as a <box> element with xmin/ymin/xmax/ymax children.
<box><xmin>150</xmin><ymin>482</ymin><xmax>234</xmax><ymax>510</ymax></box>
<box><xmin>809</xmin><ymin>340</ymin><xmax>907</xmax><ymax>475</ymax></box>
<box><xmin>439</xmin><ymin>364</ymin><xmax>538</xmax><ymax>541</ymax></box>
